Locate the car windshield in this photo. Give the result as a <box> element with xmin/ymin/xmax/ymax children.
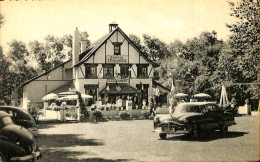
<box><xmin>174</xmin><ymin>104</ymin><xmax>202</xmax><ymax>114</ymax></box>
<box><xmin>1</xmin><ymin>116</ymin><xmax>13</xmax><ymax>126</ymax></box>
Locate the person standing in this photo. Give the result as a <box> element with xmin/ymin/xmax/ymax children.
<box><xmin>149</xmin><ymin>97</ymin><xmax>156</xmax><ymax>116</ymax></box>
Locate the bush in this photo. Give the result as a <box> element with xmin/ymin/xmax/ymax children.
<box><xmin>132</xmin><ymin>115</ymin><xmax>138</xmax><ymax>120</ymax></box>
<box><xmin>93</xmin><ymin>110</ymin><xmax>103</xmax><ymax>122</ymax></box>
<box><xmin>119</xmin><ymin>111</ymin><xmax>131</xmax><ymax>120</ymax></box>
<box><xmin>141</xmin><ymin>110</ymin><xmax>150</xmax><ymax>119</ymax></box>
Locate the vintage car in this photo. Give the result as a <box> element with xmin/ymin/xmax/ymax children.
<box><xmin>0</xmin><ymin>111</ymin><xmax>41</xmax><ymax>161</ymax></box>
<box><xmin>154</xmin><ymin>102</ymin><xmax>236</xmax><ymax>139</ymax></box>
<box><xmin>0</xmin><ymin>106</ymin><xmax>38</xmax><ymax>137</ymax></box>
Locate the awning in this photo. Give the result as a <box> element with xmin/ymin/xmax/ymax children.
<box><xmin>42</xmin><ymin>93</ymin><xmax>59</xmax><ymax>101</ymax></box>
<box><xmin>100</xmin><ymin>83</ymin><xmax>141</xmax><ymax>94</ymax></box>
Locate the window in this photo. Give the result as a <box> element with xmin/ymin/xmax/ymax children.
<box><xmin>120</xmin><ymin>65</ymin><xmax>131</xmax><ymax>79</ymax></box>
<box><xmin>84</xmin><ymin>85</ymin><xmax>98</xmax><ymax>101</ymax></box>
<box><xmin>137</xmin><ymin>65</ymin><xmax>148</xmax><ymax>78</ymax></box>
<box><xmin>103</xmin><ymin>65</ymin><xmax>114</xmax><ymax>78</ymax></box>
<box><xmin>114</xmin><ymin>45</ymin><xmax>120</xmax><ymax>55</ymax></box>
<box><xmin>112</xmin><ymin>42</ymin><xmax>122</xmax><ymax>55</ymax></box>
<box><xmin>85</xmin><ymin>64</ymin><xmax>97</xmax><ymax>78</ymax></box>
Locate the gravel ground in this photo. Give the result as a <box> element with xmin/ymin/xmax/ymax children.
<box><xmin>36</xmin><ymin>116</ymin><xmax>259</xmax><ymax>162</ymax></box>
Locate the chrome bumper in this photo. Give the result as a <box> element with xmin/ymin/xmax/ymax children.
<box><xmin>154</xmin><ymin>125</ymin><xmax>190</xmax><ymax>134</ymax></box>
<box><xmin>11</xmin><ymin>150</ymin><xmax>41</xmax><ymax>161</ymax></box>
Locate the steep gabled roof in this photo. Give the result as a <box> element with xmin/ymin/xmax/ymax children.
<box><xmin>21</xmin><ymin>26</ymin><xmax>159</xmax><ymax>87</ymax></box>
<box><xmin>75</xmin><ymin>27</ymin><xmax>159</xmax><ymax>67</ymax></box>
<box><xmin>21</xmin><ymin>59</ymin><xmax>71</xmax><ymax>87</ymax></box>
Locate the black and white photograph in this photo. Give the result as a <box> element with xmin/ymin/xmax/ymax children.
<box><xmin>0</xmin><ymin>0</ymin><xmax>259</xmax><ymax>161</ymax></box>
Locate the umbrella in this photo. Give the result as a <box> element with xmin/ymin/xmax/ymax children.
<box><xmin>174</xmin><ymin>93</ymin><xmax>189</xmax><ymax>98</ymax></box>
<box><xmin>61</xmin><ymin>94</ymin><xmax>93</xmax><ymax>100</ymax></box>
<box><xmin>57</xmin><ymin>91</ymin><xmax>75</xmax><ymax>97</ymax></box>
<box><xmin>42</xmin><ymin>93</ymin><xmax>58</xmax><ymax>101</ymax></box>
<box><xmin>194</xmin><ymin>93</ymin><xmax>211</xmax><ymax>98</ymax></box>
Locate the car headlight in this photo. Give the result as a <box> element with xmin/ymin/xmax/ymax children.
<box><xmin>154</xmin><ymin>117</ymin><xmax>160</xmax><ymax>122</ymax></box>
<box><xmin>182</xmin><ymin>118</ymin><xmax>188</xmax><ymax>123</ymax></box>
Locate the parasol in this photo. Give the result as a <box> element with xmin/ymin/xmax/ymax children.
<box><xmin>174</xmin><ymin>93</ymin><xmax>189</xmax><ymax>98</ymax></box>
<box><xmin>42</xmin><ymin>93</ymin><xmax>58</xmax><ymax>101</ymax></box>
<box><xmin>194</xmin><ymin>93</ymin><xmax>211</xmax><ymax>98</ymax></box>
<box><xmin>58</xmin><ymin>94</ymin><xmax>93</xmax><ymax>100</ymax></box>
<box><xmin>57</xmin><ymin>91</ymin><xmax>75</xmax><ymax>97</ymax></box>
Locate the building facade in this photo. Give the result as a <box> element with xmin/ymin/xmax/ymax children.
<box><xmin>22</xmin><ymin>23</ymin><xmax>169</xmax><ymax>110</ymax></box>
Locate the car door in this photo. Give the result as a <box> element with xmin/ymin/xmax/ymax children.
<box><xmin>207</xmin><ymin>104</ymin><xmax>223</xmax><ymax>129</ymax></box>
<box><xmin>201</xmin><ymin>105</ymin><xmax>215</xmax><ymax>129</ymax></box>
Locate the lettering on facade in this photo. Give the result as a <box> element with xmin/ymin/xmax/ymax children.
<box><xmin>107</xmin><ymin>79</ymin><xmax>128</xmax><ymax>83</ymax></box>
<box><xmin>106</xmin><ymin>55</ymin><xmax>128</xmax><ymax>63</ymax></box>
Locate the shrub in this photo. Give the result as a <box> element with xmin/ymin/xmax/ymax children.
<box><xmin>119</xmin><ymin>111</ymin><xmax>131</xmax><ymax>120</ymax></box>
<box><xmin>132</xmin><ymin>115</ymin><xmax>138</xmax><ymax>120</ymax></box>
<box><xmin>141</xmin><ymin>110</ymin><xmax>150</xmax><ymax>119</ymax></box>
<box><xmin>93</xmin><ymin>110</ymin><xmax>103</xmax><ymax>122</ymax></box>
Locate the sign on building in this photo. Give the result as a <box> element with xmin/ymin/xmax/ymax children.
<box><xmin>106</xmin><ymin>55</ymin><xmax>128</xmax><ymax>63</ymax></box>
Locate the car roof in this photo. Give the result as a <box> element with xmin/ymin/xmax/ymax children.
<box><xmin>0</xmin><ymin>106</ymin><xmax>28</xmax><ymax>112</ymax></box>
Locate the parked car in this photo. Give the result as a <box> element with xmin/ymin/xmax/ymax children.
<box><xmin>0</xmin><ymin>106</ymin><xmax>38</xmax><ymax>137</ymax></box>
<box><xmin>0</xmin><ymin>111</ymin><xmax>41</xmax><ymax>161</ymax></box>
<box><xmin>154</xmin><ymin>102</ymin><xmax>236</xmax><ymax>139</ymax></box>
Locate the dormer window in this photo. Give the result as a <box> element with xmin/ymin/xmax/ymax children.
<box><xmin>112</xmin><ymin>42</ymin><xmax>122</xmax><ymax>55</ymax></box>
<box><xmin>114</xmin><ymin>45</ymin><xmax>120</xmax><ymax>55</ymax></box>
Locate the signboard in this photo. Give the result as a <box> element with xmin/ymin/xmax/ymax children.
<box><xmin>106</xmin><ymin>55</ymin><xmax>128</xmax><ymax>63</ymax></box>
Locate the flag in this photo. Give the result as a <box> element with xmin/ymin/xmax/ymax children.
<box><xmin>154</xmin><ymin>87</ymin><xmax>160</xmax><ymax>97</ymax></box>
<box><xmin>106</xmin><ymin>84</ymin><xmax>110</xmax><ymax>91</ymax></box>
<box><xmin>139</xmin><ymin>81</ymin><xmax>143</xmax><ymax>90</ymax></box>
<box><xmin>116</xmin><ymin>82</ymin><xmax>121</xmax><ymax>91</ymax></box>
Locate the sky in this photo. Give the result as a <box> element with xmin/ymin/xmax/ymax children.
<box><xmin>0</xmin><ymin>0</ymin><xmax>237</xmax><ymax>54</ymax></box>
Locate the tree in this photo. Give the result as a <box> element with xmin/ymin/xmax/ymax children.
<box><xmin>0</xmin><ymin>46</ymin><xmax>11</xmax><ymax>103</ymax></box>
<box><xmin>155</xmin><ymin>31</ymin><xmax>224</xmax><ymax>100</ymax></box>
<box><xmin>29</xmin><ymin>32</ymin><xmax>91</xmax><ymax>73</ymax></box>
<box><xmin>143</xmin><ymin>34</ymin><xmax>171</xmax><ymax>60</ymax></box>
<box><xmin>129</xmin><ymin>34</ymin><xmax>149</xmax><ymax>58</ymax></box>
<box><xmin>8</xmin><ymin>40</ymin><xmax>30</xmax><ymax>64</ymax></box>
<box><xmin>0</xmin><ymin>13</ymin><xmax>4</xmax><ymax>28</ymax></box>
<box><xmin>1</xmin><ymin>40</ymin><xmax>38</xmax><ymax>104</ymax></box>
<box><xmin>226</xmin><ymin>0</ymin><xmax>259</xmax><ymax>100</ymax></box>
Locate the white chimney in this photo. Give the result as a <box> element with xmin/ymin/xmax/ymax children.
<box><xmin>81</xmin><ymin>40</ymin><xmax>87</xmax><ymax>53</ymax></box>
<box><xmin>73</xmin><ymin>27</ymin><xmax>80</xmax><ymax>79</ymax></box>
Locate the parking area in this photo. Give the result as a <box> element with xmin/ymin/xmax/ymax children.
<box><xmin>36</xmin><ymin>116</ymin><xmax>259</xmax><ymax>162</ymax></box>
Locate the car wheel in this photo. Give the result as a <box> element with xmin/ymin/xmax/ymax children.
<box><xmin>159</xmin><ymin>133</ymin><xmax>167</xmax><ymax>140</ymax></box>
<box><xmin>220</xmin><ymin>125</ymin><xmax>228</xmax><ymax>134</ymax></box>
<box><xmin>0</xmin><ymin>152</ymin><xmax>6</xmax><ymax>162</ymax></box>
<box><xmin>193</xmin><ymin>123</ymin><xmax>200</xmax><ymax>139</ymax></box>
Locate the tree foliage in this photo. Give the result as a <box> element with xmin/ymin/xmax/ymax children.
<box><xmin>0</xmin><ymin>13</ymin><xmax>4</xmax><ymax>28</ymax></box>
<box><xmin>0</xmin><ymin>30</ymin><xmax>91</xmax><ymax>104</ymax></box>
<box><xmin>224</xmin><ymin>0</ymin><xmax>259</xmax><ymax>100</ymax></box>
<box><xmin>156</xmin><ymin>31</ymin><xmax>223</xmax><ymax>99</ymax></box>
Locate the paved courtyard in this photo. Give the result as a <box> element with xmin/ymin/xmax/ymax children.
<box><xmin>36</xmin><ymin>116</ymin><xmax>259</xmax><ymax>162</ymax></box>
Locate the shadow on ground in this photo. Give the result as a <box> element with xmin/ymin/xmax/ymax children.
<box><xmin>37</xmin><ymin>134</ymin><xmax>130</xmax><ymax>162</ymax></box>
<box><xmin>37</xmin><ymin>134</ymin><xmax>104</xmax><ymax>147</ymax></box>
<box><xmin>38</xmin><ymin>123</ymin><xmax>59</xmax><ymax>129</ymax></box>
<box><xmin>38</xmin><ymin>149</ymin><xmax>131</xmax><ymax>162</ymax></box>
<box><xmin>165</xmin><ymin>131</ymin><xmax>248</xmax><ymax>142</ymax></box>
